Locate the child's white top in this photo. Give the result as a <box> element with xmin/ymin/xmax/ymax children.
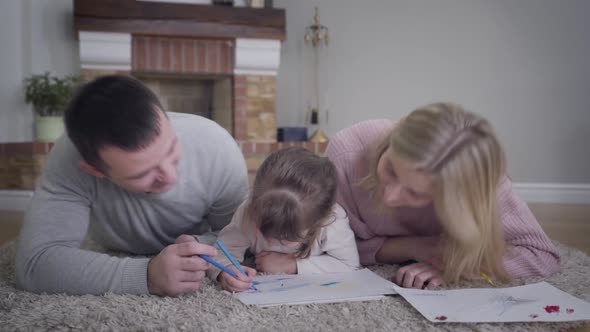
<box><xmin>208</xmin><ymin>201</ymin><xmax>361</xmax><ymax>280</ymax></box>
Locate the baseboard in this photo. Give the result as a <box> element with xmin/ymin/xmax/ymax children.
<box><xmin>512</xmin><ymin>183</ymin><xmax>590</xmax><ymax>204</ymax></box>
<box><xmin>0</xmin><ymin>183</ymin><xmax>589</xmax><ymax>215</ymax></box>
<box><xmin>0</xmin><ymin>190</ymin><xmax>33</xmax><ymax>212</ymax></box>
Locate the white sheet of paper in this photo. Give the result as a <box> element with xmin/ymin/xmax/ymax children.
<box><xmin>237</xmin><ymin>268</ymin><xmax>397</xmax><ymax>307</ymax></box>
<box><xmin>394</xmin><ymin>281</ymin><xmax>590</xmax><ymax>323</ymax></box>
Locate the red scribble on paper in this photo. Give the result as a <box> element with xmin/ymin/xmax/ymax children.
<box><xmin>434</xmin><ymin>316</ymin><xmax>447</xmax><ymax>321</ymax></box>
<box><xmin>566</xmin><ymin>308</ymin><xmax>575</xmax><ymax>314</ymax></box>
<box><xmin>544</xmin><ymin>305</ymin><xmax>560</xmax><ymax>313</ymax></box>
<box><xmin>529</xmin><ymin>314</ymin><xmax>539</xmax><ymax>319</ymax></box>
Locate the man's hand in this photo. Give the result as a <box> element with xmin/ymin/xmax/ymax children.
<box><xmin>217</xmin><ymin>265</ymin><xmax>257</xmax><ymax>292</ymax></box>
<box><xmin>394</xmin><ymin>262</ymin><xmax>444</xmax><ymax>290</ymax></box>
<box><xmin>254</xmin><ymin>251</ymin><xmax>297</xmax><ymax>274</ymax></box>
<box><xmin>147</xmin><ymin>234</ymin><xmax>217</xmax><ymax>296</ymax></box>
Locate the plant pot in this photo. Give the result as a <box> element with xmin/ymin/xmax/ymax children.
<box><xmin>35</xmin><ymin>116</ymin><xmax>64</xmax><ymax>142</ymax></box>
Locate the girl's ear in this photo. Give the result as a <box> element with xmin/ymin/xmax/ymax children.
<box><xmin>79</xmin><ymin>161</ymin><xmax>107</xmax><ymax>178</ymax></box>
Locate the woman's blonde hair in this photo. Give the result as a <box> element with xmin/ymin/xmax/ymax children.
<box><xmin>364</xmin><ymin>102</ymin><xmax>511</xmax><ymax>283</ymax></box>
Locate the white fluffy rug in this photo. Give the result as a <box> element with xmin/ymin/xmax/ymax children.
<box><xmin>0</xmin><ymin>240</ymin><xmax>588</xmax><ymax>332</ymax></box>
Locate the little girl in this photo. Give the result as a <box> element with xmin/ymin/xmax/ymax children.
<box><xmin>208</xmin><ymin>147</ymin><xmax>360</xmax><ymax>293</ymax></box>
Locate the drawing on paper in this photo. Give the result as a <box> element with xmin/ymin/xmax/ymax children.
<box><xmin>244</xmin><ymin>277</ymin><xmax>314</xmax><ymax>294</ymax></box>
<box><xmin>269</xmin><ymin>283</ymin><xmax>312</xmax><ymax>292</ymax></box>
<box><xmin>252</xmin><ymin>277</ymin><xmax>292</xmax><ymax>285</ymax></box>
<box><xmin>544</xmin><ymin>305</ymin><xmax>560</xmax><ymax>313</ymax></box>
<box><xmin>237</xmin><ymin>269</ymin><xmax>398</xmax><ymax>307</ymax></box>
<box><xmin>245</xmin><ymin>277</ymin><xmax>352</xmax><ymax>294</ymax></box>
<box><xmin>393</xmin><ymin>281</ymin><xmax>590</xmax><ymax>323</ymax></box>
<box><xmin>491</xmin><ymin>293</ymin><xmax>536</xmax><ymax>316</ymax></box>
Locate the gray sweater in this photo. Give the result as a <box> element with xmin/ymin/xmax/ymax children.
<box><xmin>15</xmin><ymin>113</ymin><xmax>249</xmax><ymax>295</ymax></box>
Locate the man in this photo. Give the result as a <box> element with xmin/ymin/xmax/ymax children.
<box><xmin>15</xmin><ymin>75</ymin><xmax>249</xmax><ymax>296</ymax></box>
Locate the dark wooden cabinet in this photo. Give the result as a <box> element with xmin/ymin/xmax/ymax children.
<box><xmin>74</xmin><ymin>0</ymin><xmax>286</xmax><ymax>40</ymax></box>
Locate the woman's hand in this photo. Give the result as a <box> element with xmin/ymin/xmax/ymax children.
<box><xmin>217</xmin><ymin>264</ymin><xmax>256</xmax><ymax>292</ymax></box>
<box><xmin>394</xmin><ymin>262</ymin><xmax>444</xmax><ymax>290</ymax></box>
<box><xmin>255</xmin><ymin>251</ymin><xmax>297</xmax><ymax>274</ymax></box>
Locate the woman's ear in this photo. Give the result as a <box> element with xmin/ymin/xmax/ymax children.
<box><xmin>79</xmin><ymin>161</ymin><xmax>106</xmax><ymax>178</ymax></box>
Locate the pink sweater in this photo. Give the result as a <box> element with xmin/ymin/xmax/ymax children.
<box><xmin>326</xmin><ymin>119</ymin><xmax>561</xmax><ymax>278</ymax></box>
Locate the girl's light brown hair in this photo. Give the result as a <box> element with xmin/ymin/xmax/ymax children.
<box><xmin>363</xmin><ymin>102</ymin><xmax>511</xmax><ymax>283</ymax></box>
<box><xmin>244</xmin><ymin>147</ymin><xmax>337</xmax><ymax>258</ymax></box>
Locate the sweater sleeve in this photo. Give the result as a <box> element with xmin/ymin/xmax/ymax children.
<box><xmin>296</xmin><ymin>204</ymin><xmax>361</xmax><ymax>274</ymax></box>
<box><xmin>15</xmin><ymin>136</ymin><xmax>150</xmax><ymax>295</ymax></box>
<box><xmin>198</xmin><ymin>133</ymin><xmax>249</xmax><ymax>245</ymax></box>
<box><xmin>498</xmin><ymin>178</ymin><xmax>561</xmax><ymax>278</ymax></box>
<box><xmin>325</xmin><ymin>149</ymin><xmax>386</xmax><ymax>266</ymax></box>
<box><xmin>206</xmin><ymin>202</ymin><xmax>252</xmax><ymax>281</ymax></box>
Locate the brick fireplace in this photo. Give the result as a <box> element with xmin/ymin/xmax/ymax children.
<box><xmin>132</xmin><ymin>37</ymin><xmax>235</xmax><ymax>135</ymax></box>
<box><xmin>79</xmin><ymin>35</ymin><xmax>280</xmax><ymax>145</ymax></box>
<box><xmin>0</xmin><ymin>0</ymin><xmax>327</xmax><ymax>191</ymax></box>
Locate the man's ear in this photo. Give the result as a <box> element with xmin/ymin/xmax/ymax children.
<box><xmin>79</xmin><ymin>161</ymin><xmax>106</xmax><ymax>178</ymax></box>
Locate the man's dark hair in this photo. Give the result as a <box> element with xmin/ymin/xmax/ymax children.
<box><xmin>65</xmin><ymin>75</ymin><xmax>164</xmax><ymax>171</ymax></box>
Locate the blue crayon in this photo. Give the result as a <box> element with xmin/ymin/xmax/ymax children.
<box><xmin>215</xmin><ymin>239</ymin><xmax>258</xmax><ymax>291</ymax></box>
<box><xmin>200</xmin><ymin>254</ymin><xmax>239</xmax><ymax>278</ymax></box>
<box><xmin>216</xmin><ymin>239</ymin><xmax>247</xmax><ymax>276</ymax></box>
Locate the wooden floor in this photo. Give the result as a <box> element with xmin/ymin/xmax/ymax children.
<box><xmin>527</xmin><ymin>203</ymin><xmax>590</xmax><ymax>254</ymax></box>
<box><xmin>0</xmin><ymin>204</ymin><xmax>588</xmax><ymax>331</ymax></box>
<box><xmin>0</xmin><ymin>210</ymin><xmax>23</xmax><ymax>246</ymax></box>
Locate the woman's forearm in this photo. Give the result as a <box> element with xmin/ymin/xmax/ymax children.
<box><xmin>375</xmin><ymin>236</ymin><xmax>439</xmax><ymax>264</ymax></box>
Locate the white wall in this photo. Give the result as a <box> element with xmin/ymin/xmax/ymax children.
<box><xmin>0</xmin><ymin>0</ymin><xmax>78</xmax><ymax>142</ymax></box>
<box><xmin>274</xmin><ymin>0</ymin><xmax>590</xmax><ymax>183</ymax></box>
<box><xmin>28</xmin><ymin>0</ymin><xmax>79</xmax><ymax>75</ymax></box>
<box><xmin>0</xmin><ymin>1</ymin><xmax>31</xmax><ymax>142</ymax></box>
<box><xmin>0</xmin><ymin>0</ymin><xmax>589</xmax><ymax>184</ymax></box>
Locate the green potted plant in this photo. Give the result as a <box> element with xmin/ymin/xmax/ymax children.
<box><xmin>24</xmin><ymin>72</ymin><xmax>83</xmax><ymax>142</ymax></box>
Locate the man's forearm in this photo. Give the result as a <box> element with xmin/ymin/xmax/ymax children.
<box><xmin>15</xmin><ymin>195</ymin><xmax>151</xmax><ymax>295</ymax></box>
<box><xmin>16</xmin><ymin>243</ymin><xmax>151</xmax><ymax>295</ymax></box>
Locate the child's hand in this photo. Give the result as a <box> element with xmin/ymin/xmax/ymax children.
<box><xmin>393</xmin><ymin>262</ymin><xmax>444</xmax><ymax>290</ymax></box>
<box><xmin>217</xmin><ymin>264</ymin><xmax>256</xmax><ymax>292</ymax></box>
<box><xmin>255</xmin><ymin>251</ymin><xmax>297</xmax><ymax>274</ymax></box>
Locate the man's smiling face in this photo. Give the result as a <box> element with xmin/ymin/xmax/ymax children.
<box><xmin>95</xmin><ymin>110</ymin><xmax>182</xmax><ymax>193</ymax></box>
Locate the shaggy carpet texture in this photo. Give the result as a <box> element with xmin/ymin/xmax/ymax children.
<box><xmin>0</xmin><ymin>240</ymin><xmax>588</xmax><ymax>332</ymax></box>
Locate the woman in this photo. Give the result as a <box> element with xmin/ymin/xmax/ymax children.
<box><xmin>326</xmin><ymin>102</ymin><xmax>560</xmax><ymax>289</ymax></box>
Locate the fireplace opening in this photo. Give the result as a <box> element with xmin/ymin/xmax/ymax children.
<box><xmin>135</xmin><ymin>73</ymin><xmax>233</xmax><ymax>135</ymax></box>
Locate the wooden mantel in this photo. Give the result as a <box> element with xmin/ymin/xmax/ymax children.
<box><xmin>74</xmin><ymin>0</ymin><xmax>286</xmax><ymax>40</ymax></box>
